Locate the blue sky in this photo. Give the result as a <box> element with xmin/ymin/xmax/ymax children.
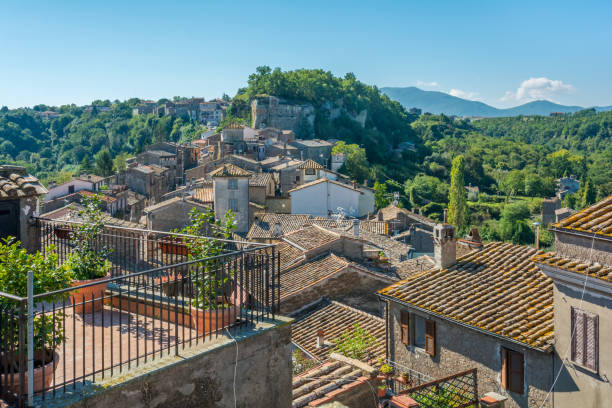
<box><xmin>1</xmin><ymin>0</ymin><xmax>611</xmax><ymax>108</ymax></box>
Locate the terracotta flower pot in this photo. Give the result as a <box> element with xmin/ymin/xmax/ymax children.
<box><xmin>160</xmin><ymin>238</ymin><xmax>190</xmax><ymax>256</ymax></box>
<box><xmin>53</xmin><ymin>227</ymin><xmax>72</xmax><ymax>240</ymax></box>
<box><xmin>0</xmin><ymin>350</ymin><xmax>59</xmax><ymax>395</ymax></box>
<box><xmin>71</xmin><ymin>275</ymin><xmax>109</xmax><ymax>314</ymax></box>
<box><xmin>190</xmin><ymin>305</ymin><xmax>237</xmax><ymax>335</ymax></box>
<box><xmin>377</xmin><ymin>387</ymin><xmax>387</xmax><ymax>398</ymax></box>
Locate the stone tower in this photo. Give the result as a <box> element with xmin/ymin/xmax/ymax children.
<box><xmin>211</xmin><ymin>164</ymin><xmax>252</xmax><ymax>234</ymax></box>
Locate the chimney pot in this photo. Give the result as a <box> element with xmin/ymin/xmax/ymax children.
<box><xmin>434</xmin><ymin>223</ymin><xmax>456</xmax><ymax>270</ymax></box>
<box><xmin>316</xmin><ymin>329</ymin><xmax>325</xmax><ymax>348</ymax></box>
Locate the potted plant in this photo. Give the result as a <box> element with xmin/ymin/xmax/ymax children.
<box><xmin>376</xmin><ymin>251</ymin><xmax>389</xmax><ymax>264</ymax></box>
<box><xmin>0</xmin><ymin>238</ymin><xmax>71</xmax><ymax>394</ymax></box>
<box><xmin>380</xmin><ymin>363</ymin><xmax>394</xmax><ymax>378</ymax></box>
<box><xmin>399</xmin><ymin>371</ymin><xmax>411</xmax><ymax>384</ymax></box>
<box><xmin>66</xmin><ymin>195</ymin><xmax>113</xmax><ymax>314</ymax></box>
<box><xmin>377</xmin><ymin>384</ymin><xmax>387</xmax><ymax>398</ymax></box>
<box><xmin>175</xmin><ymin>208</ymin><xmax>238</xmax><ymax>335</ymax></box>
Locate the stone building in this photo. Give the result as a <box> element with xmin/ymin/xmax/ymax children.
<box><xmin>251</xmin><ymin>95</ymin><xmax>315</xmax><ymax>133</ymax></box>
<box><xmin>211</xmin><ymin>164</ymin><xmax>251</xmax><ymax>234</ymax></box>
<box><xmin>289</xmin><ymin>139</ymin><xmax>333</xmax><ymax>166</ymax></box>
<box><xmin>541</xmin><ymin>197</ymin><xmax>561</xmax><ymax>225</ymax></box>
<box><xmin>125</xmin><ymin>163</ymin><xmax>169</xmax><ymax>202</ymax></box>
<box><xmin>248</xmin><ymin>172</ymin><xmax>275</xmax><ymax>205</ymax></box>
<box><xmin>143</xmin><ymin>196</ymin><xmax>210</xmax><ymax>232</ymax></box>
<box><xmin>532</xmin><ymin>195</ymin><xmax>612</xmax><ymax>408</ymax></box>
<box><xmin>0</xmin><ymin>165</ymin><xmax>47</xmax><ymax>252</ymax></box>
<box><xmin>378</xmin><ymin>223</ymin><xmax>556</xmax><ymax>408</ymax></box>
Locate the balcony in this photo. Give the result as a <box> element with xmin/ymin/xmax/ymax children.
<box><xmin>0</xmin><ymin>218</ymin><xmax>280</xmax><ymax>406</ymax></box>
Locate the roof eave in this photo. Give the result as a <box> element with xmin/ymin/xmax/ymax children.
<box><xmin>549</xmin><ymin>226</ymin><xmax>612</xmax><ymax>242</ymax></box>
<box><xmin>376</xmin><ymin>293</ymin><xmax>552</xmax><ymax>354</ymax></box>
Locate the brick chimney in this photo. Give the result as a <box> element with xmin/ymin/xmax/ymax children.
<box><xmin>434</xmin><ymin>216</ymin><xmax>456</xmax><ymax>270</ymax></box>
<box><xmin>353</xmin><ymin>219</ymin><xmax>360</xmax><ymax>237</ymax></box>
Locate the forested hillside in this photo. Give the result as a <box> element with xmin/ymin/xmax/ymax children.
<box><xmin>0</xmin><ymin>100</ymin><xmax>206</xmax><ymax>183</ymax></box>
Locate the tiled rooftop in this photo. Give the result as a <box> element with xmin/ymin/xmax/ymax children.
<box><xmin>192</xmin><ymin>187</ymin><xmax>214</xmax><ymax>203</ymax></box>
<box><xmin>298</xmin><ymin>159</ymin><xmax>324</xmax><ymax>170</ymax></box>
<box><xmin>533</xmin><ymin>252</ymin><xmax>612</xmax><ymax>281</ymax></box>
<box><xmin>292</xmin><ymin>360</ymin><xmax>365</xmax><ymax>408</ymax></box>
<box><xmin>377</xmin><ymin>205</ymin><xmax>436</xmax><ymax>227</ymax></box>
<box><xmin>209</xmin><ymin>163</ymin><xmax>252</xmax><ymax>177</ymax></box>
<box><xmin>0</xmin><ymin>166</ymin><xmax>47</xmax><ymax>198</ymax></box>
<box><xmin>553</xmin><ymin>195</ymin><xmax>612</xmax><ymax>237</ymax></box>
<box><xmin>289</xmin><ymin>178</ymin><xmax>362</xmax><ymax>193</ymax></box>
<box><xmin>249</xmin><ymin>172</ymin><xmax>273</xmax><ymax>187</ymax></box>
<box><xmin>394</xmin><ymin>255</ymin><xmax>436</xmax><ymax>280</ymax></box>
<box><xmin>379</xmin><ymin>242</ymin><xmax>554</xmax><ymax>351</ymax></box>
<box><xmin>290</xmin><ymin>298</ymin><xmax>385</xmax><ymax>362</ymax></box>
<box><xmin>283</xmin><ymin>225</ymin><xmax>341</xmax><ymax>251</ymax></box>
<box><xmin>275</xmin><ymin>241</ymin><xmax>306</xmax><ymax>270</ymax></box>
<box><xmin>247</xmin><ymin>214</ymin><xmax>312</xmax><ymax>240</ymax></box>
<box><xmin>280</xmin><ymin>254</ymin><xmax>349</xmax><ymax>300</ymax></box>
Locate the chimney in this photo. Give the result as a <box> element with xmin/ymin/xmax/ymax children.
<box><xmin>377</xmin><ymin>211</ymin><xmax>383</xmax><ymax>221</ymax></box>
<box><xmin>353</xmin><ymin>219</ymin><xmax>360</xmax><ymax>237</ymax></box>
<box><xmin>443</xmin><ymin>208</ymin><xmax>448</xmax><ymax>223</ymax></box>
<box><xmin>316</xmin><ymin>329</ymin><xmax>325</xmax><ymax>348</ymax></box>
<box><xmin>273</xmin><ymin>222</ymin><xmax>282</xmax><ymax>237</ymax></box>
<box><xmin>433</xmin><ymin>222</ymin><xmax>456</xmax><ymax>270</ymax></box>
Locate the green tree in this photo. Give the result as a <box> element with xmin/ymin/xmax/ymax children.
<box><xmin>580</xmin><ymin>179</ymin><xmax>596</xmax><ymax>209</ymax></box>
<box><xmin>499</xmin><ymin>202</ymin><xmax>533</xmax><ymax>244</ymax></box>
<box><xmin>79</xmin><ymin>155</ymin><xmax>94</xmax><ymax>174</ymax></box>
<box><xmin>94</xmin><ymin>149</ymin><xmax>114</xmax><ymax>176</ymax></box>
<box><xmin>332</xmin><ymin>141</ymin><xmax>369</xmax><ymax>183</ymax></box>
<box><xmin>448</xmin><ymin>155</ymin><xmax>468</xmax><ymax>231</ymax></box>
<box><xmin>374</xmin><ymin>181</ymin><xmax>390</xmax><ymax>209</ymax></box>
<box><xmin>112</xmin><ymin>152</ymin><xmax>128</xmax><ymax>172</ymax></box>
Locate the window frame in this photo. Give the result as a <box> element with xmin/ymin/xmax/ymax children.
<box><xmin>570</xmin><ymin>307</ymin><xmax>599</xmax><ymax>373</ymax></box>
<box><xmin>228</xmin><ymin>198</ymin><xmax>238</xmax><ymax>212</ymax></box>
<box><xmin>400</xmin><ymin>310</ymin><xmax>410</xmax><ymax>345</ymax></box>
<box><xmin>228</xmin><ymin>178</ymin><xmax>238</xmax><ymax>190</ymax></box>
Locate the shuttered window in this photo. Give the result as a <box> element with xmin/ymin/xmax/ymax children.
<box><xmin>400</xmin><ymin>311</ymin><xmax>410</xmax><ymax>345</ymax></box>
<box><xmin>571</xmin><ymin>307</ymin><xmax>599</xmax><ymax>372</ymax></box>
<box><xmin>501</xmin><ymin>348</ymin><xmax>524</xmax><ymax>394</ymax></box>
<box><xmin>425</xmin><ymin>320</ymin><xmax>436</xmax><ymax>357</ymax></box>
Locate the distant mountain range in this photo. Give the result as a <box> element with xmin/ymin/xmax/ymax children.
<box><xmin>381</xmin><ymin>86</ymin><xmax>612</xmax><ymax>118</ymax></box>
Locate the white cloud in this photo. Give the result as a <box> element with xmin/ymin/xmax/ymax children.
<box><xmin>416</xmin><ymin>80</ymin><xmax>439</xmax><ymax>88</ymax></box>
<box><xmin>448</xmin><ymin>88</ymin><xmax>479</xmax><ymax>100</ymax></box>
<box><xmin>501</xmin><ymin>77</ymin><xmax>574</xmax><ymax>103</ymax></box>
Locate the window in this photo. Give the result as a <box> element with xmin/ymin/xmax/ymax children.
<box><xmin>228</xmin><ymin>179</ymin><xmax>238</xmax><ymax>190</ymax></box>
<box><xmin>68</xmin><ymin>185</ymin><xmax>75</xmax><ymax>194</ymax></box>
<box><xmin>305</xmin><ymin>168</ymin><xmax>315</xmax><ymax>175</ymax></box>
<box><xmin>571</xmin><ymin>307</ymin><xmax>599</xmax><ymax>372</ymax></box>
<box><xmin>400</xmin><ymin>311</ymin><xmax>409</xmax><ymax>345</ymax></box>
<box><xmin>229</xmin><ymin>199</ymin><xmax>238</xmax><ymax>212</ymax></box>
<box><xmin>501</xmin><ymin>348</ymin><xmax>524</xmax><ymax>394</ymax></box>
<box><xmin>413</xmin><ymin>315</ymin><xmax>426</xmax><ymax>348</ymax></box>
<box><xmin>412</xmin><ymin>315</ymin><xmax>435</xmax><ymax>356</ymax></box>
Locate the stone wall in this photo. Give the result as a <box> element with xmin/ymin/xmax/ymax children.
<box><xmin>555</xmin><ymin>231</ymin><xmax>612</xmax><ymax>266</ymax></box>
<box><xmin>387</xmin><ymin>302</ymin><xmax>554</xmax><ymax>408</ymax></box>
<box><xmin>265</xmin><ymin>197</ymin><xmax>291</xmax><ymax>214</ymax></box>
<box><xmin>251</xmin><ymin>96</ymin><xmax>315</xmax><ymax>133</ymax></box>
<box><xmin>51</xmin><ymin>318</ymin><xmax>293</xmax><ymax>408</ymax></box>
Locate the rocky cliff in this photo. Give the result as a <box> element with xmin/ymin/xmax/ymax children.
<box><xmin>251</xmin><ymin>95</ymin><xmax>315</xmax><ymax>133</ymax></box>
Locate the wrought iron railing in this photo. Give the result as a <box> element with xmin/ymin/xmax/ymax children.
<box><xmin>0</xmin><ymin>219</ymin><xmax>280</xmax><ymax>406</ymax></box>
<box><xmin>400</xmin><ymin>368</ymin><xmax>478</xmax><ymax>408</ymax></box>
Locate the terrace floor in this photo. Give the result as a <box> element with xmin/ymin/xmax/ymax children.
<box><xmin>43</xmin><ymin>305</ymin><xmax>203</xmax><ymax>394</ymax></box>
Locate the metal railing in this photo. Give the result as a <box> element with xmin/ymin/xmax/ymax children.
<box><xmin>384</xmin><ymin>360</ymin><xmax>433</xmax><ymax>394</ymax></box>
<box><xmin>399</xmin><ymin>368</ymin><xmax>478</xmax><ymax>408</ymax></box>
<box><xmin>0</xmin><ymin>219</ymin><xmax>280</xmax><ymax>406</ymax></box>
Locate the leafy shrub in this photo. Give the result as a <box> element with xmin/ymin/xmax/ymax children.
<box><xmin>332</xmin><ymin>322</ymin><xmax>378</xmax><ymax>361</ymax></box>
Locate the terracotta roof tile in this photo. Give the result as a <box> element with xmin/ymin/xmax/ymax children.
<box><xmin>247</xmin><ymin>214</ymin><xmax>312</xmax><ymax>240</ymax></box>
<box><xmin>291</xmin><ymin>298</ymin><xmax>385</xmax><ymax>363</ymax></box>
<box><xmin>249</xmin><ymin>172</ymin><xmax>273</xmax><ymax>187</ymax></box>
<box><xmin>298</xmin><ymin>159</ymin><xmax>324</xmax><ymax>170</ymax></box>
<box><xmin>533</xmin><ymin>252</ymin><xmax>612</xmax><ymax>282</ymax></box>
<box><xmin>192</xmin><ymin>187</ymin><xmax>214</xmax><ymax>203</ymax></box>
<box><xmin>209</xmin><ymin>163</ymin><xmax>252</xmax><ymax>177</ymax></box>
<box><xmin>378</xmin><ymin>242</ymin><xmax>554</xmax><ymax>351</ymax></box>
<box><xmin>288</xmin><ymin>178</ymin><xmax>363</xmax><ymax>194</ymax></box>
<box><xmin>553</xmin><ymin>195</ymin><xmax>612</xmax><ymax>237</ymax></box>
<box><xmin>292</xmin><ymin>360</ymin><xmax>363</xmax><ymax>408</ymax></box>
<box><xmin>283</xmin><ymin>225</ymin><xmax>341</xmax><ymax>251</ymax></box>
<box><xmin>280</xmin><ymin>254</ymin><xmax>349</xmax><ymax>300</ymax></box>
<box><xmin>0</xmin><ymin>166</ymin><xmax>47</xmax><ymax>198</ymax></box>
<box><xmin>275</xmin><ymin>241</ymin><xmax>306</xmax><ymax>270</ymax></box>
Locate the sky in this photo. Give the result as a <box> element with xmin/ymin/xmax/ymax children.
<box><xmin>1</xmin><ymin>0</ymin><xmax>611</xmax><ymax>109</ymax></box>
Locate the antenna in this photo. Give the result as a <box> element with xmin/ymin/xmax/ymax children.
<box><xmin>392</xmin><ymin>192</ymin><xmax>399</xmax><ymax>206</ymax></box>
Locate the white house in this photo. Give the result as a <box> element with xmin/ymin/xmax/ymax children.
<box><xmin>289</xmin><ymin>178</ymin><xmax>374</xmax><ymax>218</ymax></box>
<box><xmin>44</xmin><ymin>175</ymin><xmax>106</xmax><ymax>202</ymax></box>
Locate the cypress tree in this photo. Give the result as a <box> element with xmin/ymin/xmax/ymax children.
<box><xmin>581</xmin><ymin>179</ymin><xmax>596</xmax><ymax>209</ymax></box>
<box><xmin>448</xmin><ymin>155</ymin><xmax>468</xmax><ymax>231</ymax></box>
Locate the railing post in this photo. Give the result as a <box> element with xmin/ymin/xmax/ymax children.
<box><xmin>27</xmin><ymin>271</ymin><xmax>34</xmax><ymax>406</ymax></box>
